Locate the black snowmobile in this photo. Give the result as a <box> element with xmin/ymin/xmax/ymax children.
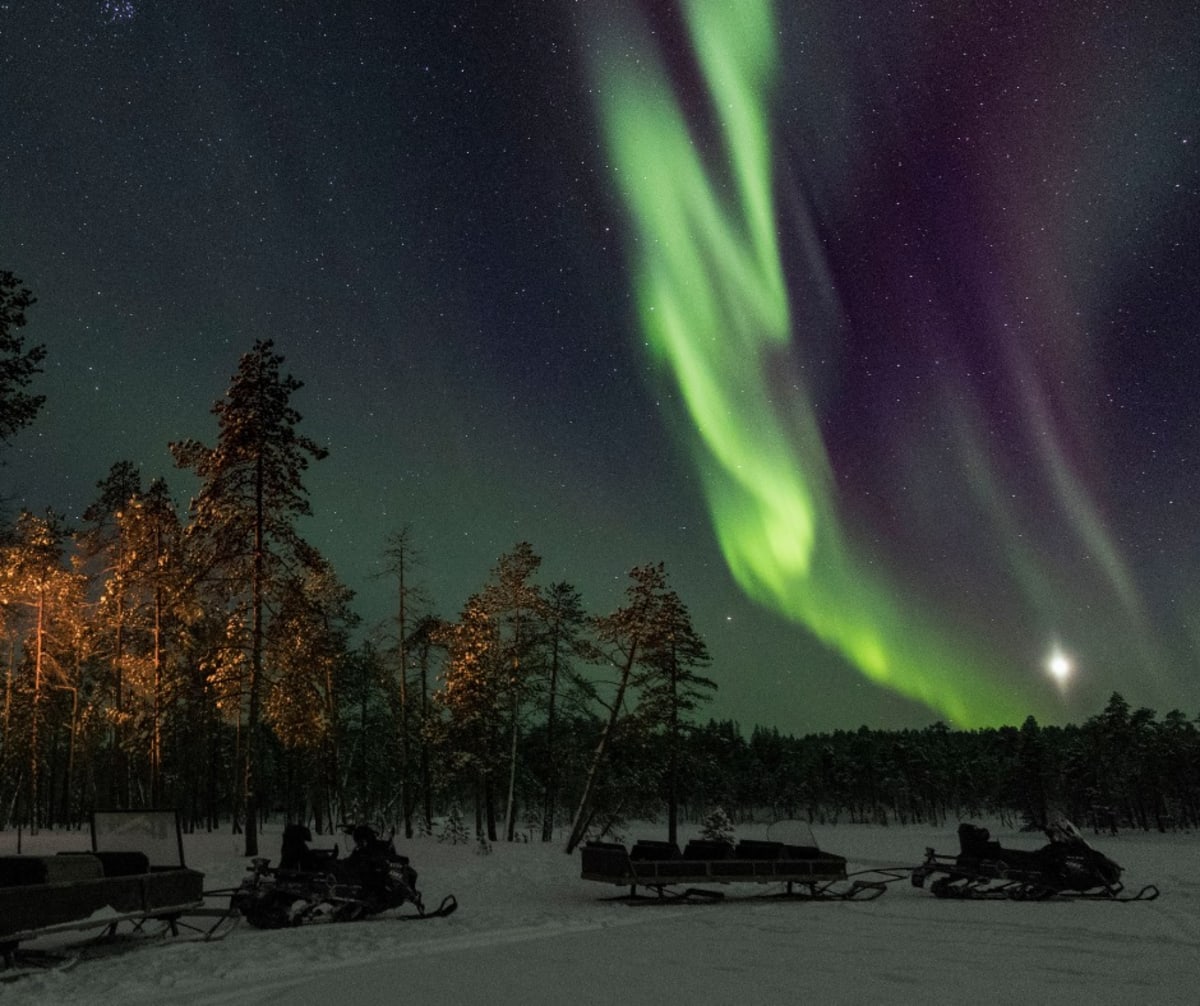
<box><xmin>232</xmin><ymin>824</ymin><xmax>457</xmax><ymax>929</ymax></box>
<box><xmin>912</xmin><ymin>818</ymin><xmax>1157</xmax><ymax>901</ymax></box>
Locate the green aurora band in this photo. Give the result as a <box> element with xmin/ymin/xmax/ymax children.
<box><xmin>589</xmin><ymin>0</ymin><xmax>1042</xmax><ymax>726</ymax></box>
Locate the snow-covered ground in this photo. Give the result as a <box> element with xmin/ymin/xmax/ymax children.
<box><xmin>2</xmin><ymin>819</ymin><xmax>1196</xmax><ymax>1005</ymax></box>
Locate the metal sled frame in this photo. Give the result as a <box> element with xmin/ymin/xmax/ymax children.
<box><xmin>581</xmin><ymin>839</ymin><xmax>889</xmax><ymax>904</ymax></box>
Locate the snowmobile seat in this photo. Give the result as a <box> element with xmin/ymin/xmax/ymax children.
<box><xmin>280</xmin><ymin>823</ymin><xmax>315</xmax><ymax>871</ymax></box>
<box><xmin>277</xmin><ymin>823</ymin><xmax>339</xmax><ymax>874</ymax></box>
<box><xmin>302</xmin><ymin>847</ymin><xmax>339</xmax><ymax>873</ymax></box>
<box><xmin>954</xmin><ymin>824</ymin><xmax>1053</xmax><ymax>875</ymax></box>
<box><xmin>957</xmin><ymin>823</ymin><xmax>1003</xmax><ymax>860</ymax></box>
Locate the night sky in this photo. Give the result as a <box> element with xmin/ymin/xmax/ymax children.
<box><xmin>3</xmin><ymin>1</ymin><xmax>1198</xmax><ymax>733</ymax></box>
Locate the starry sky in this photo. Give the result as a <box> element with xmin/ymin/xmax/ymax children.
<box><xmin>2</xmin><ymin>1</ymin><xmax>1198</xmax><ymax>733</ymax></box>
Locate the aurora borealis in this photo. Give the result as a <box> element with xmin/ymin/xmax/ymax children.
<box><xmin>587</xmin><ymin>0</ymin><xmax>1038</xmax><ymax>726</ymax></box>
<box><xmin>2</xmin><ymin>1</ymin><xmax>1198</xmax><ymax>730</ymax></box>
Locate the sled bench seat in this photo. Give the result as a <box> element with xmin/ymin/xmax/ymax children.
<box><xmin>0</xmin><ymin>853</ymin><xmax>106</xmax><ymax>887</ymax></box>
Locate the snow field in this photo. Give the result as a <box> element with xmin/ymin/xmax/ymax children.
<box><xmin>2</xmin><ymin>820</ymin><xmax>1196</xmax><ymax>1004</ymax></box>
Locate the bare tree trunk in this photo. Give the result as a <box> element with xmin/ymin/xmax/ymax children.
<box><xmin>113</xmin><ymin>586</ymin><xmax>126</xmax><ymax>808</ymax></box>
<box><xmin>151</xmin><ymin>585</ymin><xmax>164</xmax><ymax>806</ymax></box>
<box><xmin>30</xmin><ymin>584</ymin><xmax>45</xmax><ymax>830</ymax></box>
<box><xmin>396</xmin><ymin>571</ymin><xmax>411</xmax><ymax>838</ymax></box>
<box><xmin>473</xmin><ymin>777</ymin><xmax>484</xmax><ymax>839</ymax></box>
<box><xmin>323</xmin><ymin>657</ymin><xmax>343</xmax><ymax>831</ymax></box>
<box><xmin>2</xmin><ymin>635</ymin><xmax>13</xmax><ymax>754</ymax></box>
<box><xmin>541</xmin><ymin>639</ymin><xmax>560</xmax><ymax>842</ymax></box>
<box><xmin>504</xmin><ymin>688</ymin><xmax>519</xmax><ymax>841</ymax></box>
<box><xmin>244</xmin><ymin>452</ymin><xmax>265</xmax><ymax>858</ymax></box>
<box><xmin>565</xmin><ymin>646</ymin><xmax>638</xmax><ymax>854</ymax></box>
<box><xmin>63</xmin><ymin>685</ymin><xmax>79</xmax><ymax>825</ymax></box>
<box><xmin>419</xmin><ymin>647</ymin><xmax>432</xmax><ymax>833</ymax></box>
<box><xmin>667</xmin><ymin>644</ymin><xmax>679</xmax><ymax>847</ymax></box>
<box><xmin>485</xmin><ymin>775</ymin><xmax>498</xmax><ymax>842</ymax></box>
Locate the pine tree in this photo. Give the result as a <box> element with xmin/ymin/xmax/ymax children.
<box><xmin>133</xmin><ymin>479</ymin><xmax>191</xmax><ymax>808</ymax></box>
<box><xmin>264</xmin><ymin>555</ymin><xmax>357</xmax><ymax>828</ymax></box>
<box><xmin>539</xmin><ymin>581</ymin><xmax>588</xmax><ymax>841</ymax></box>
<box><xmin>479</xmin><ymin>541</ymin><xmax>544</xmax><ymax>842</ymax></box>
<box><xmin>631</xmin><ymin>582</ymin><xmax>713</xmax><ymax>846</ymax></box>
<box><xmin>0</xmin><ymin>510</ymin><xmax>82</xmax><ymax>827</ymax></box>
<box><xmin>565</xmin><ymin>563</ymin><xmax>693</xmax><ymax>853</ymax></box>
<box><xmin>78</xmin><ymin>461</ymin><xmax>145</xmax><ymax>806</ymax></box>
<box><xmin>0</xmin><ymin>271</ymin><xmax>45</xmax><ymax>449</ymax></box>
<box><xmin>380</xmin><ymin>525</ymin><xmax>430</xmax><ymax>838</ymax></box>
<box><xmin>171</xmin><ymin>340</ymin><xmax>327</xmax><ymax>856</ymax></box>
<box><xmin>406</xmin><ymin>614</ymin><xmax>443</xmax><ymax>835</ymax></box>
<box><xmin>431</xmin><ymin>597</ymin><xmax>503</xmax><ymax>841</ymax></box>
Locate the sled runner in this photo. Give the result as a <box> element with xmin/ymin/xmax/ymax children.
<box><xmin>911</xmin><ymin>819</ymin><xmax>1159</xmax><ymax>901</ymax></box>
<box><xmin>581</xmin><ymin>825</ymin><xmax>888</xmax><ymax>903</ymax></box>
<box><xmin>231</xmin><ymin>823</ymin><xmax>457</xmax><ymax>928</ymax></box>
<box><xmin>0</xmin><ymin>810</ymin><xmax>235</xmax><ymax>976</ymax></box>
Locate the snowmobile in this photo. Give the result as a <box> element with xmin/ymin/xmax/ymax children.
<box><xmin>911</xmin><ymin>818</ymin><xmax>1158</xmax><ymax>901</ymax></box>
<box><xmin>231</xmin><ymin>824</ymin><xmax>457</xmax><ymax>929</ymax></box>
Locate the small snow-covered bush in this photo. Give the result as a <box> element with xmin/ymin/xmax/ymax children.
<box><xmin>699</xmin><ymin>807</ymin><xmax>736</xmax><ymax>845</ymax></box>
<box><xmin>438</xmin><ymin>805</ymin><xmax>470</xmax><ymax>845</ymax></box>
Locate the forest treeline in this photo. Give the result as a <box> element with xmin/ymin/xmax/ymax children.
<box><xmin>1</xmin><ymin>274</ymin><xmax>1198</xmax><ymax>855</ymax></box>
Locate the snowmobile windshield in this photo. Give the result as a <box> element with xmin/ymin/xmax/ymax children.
<box><xmin>1046</xmin><ymin>816</ymin><xmax>1086</xmax><ymax>845</ymax></box>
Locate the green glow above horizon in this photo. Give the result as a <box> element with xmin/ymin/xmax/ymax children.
<box><xmin>589</xmin><ymin>0</ymin><xmax>1039</xmax><ymax>726</ymax></box>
